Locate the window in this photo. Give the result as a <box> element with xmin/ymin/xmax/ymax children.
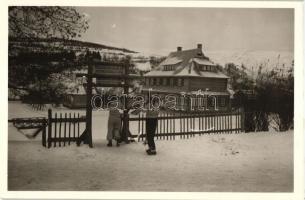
<box><xmin>166</xmin><ymin>78</ymin><xmax>170</xmax><ymax>86</ymax></box>
<box><xmin>191</xmin><ymin>98</ymin><xmax>196</xmax><ymax>110</ymax></box>
<box><xmin>161</xmin><ymin>78</ymin><xmax>166</xmax><ymax>86</ymax></box>
<box><xmin>145</xmin><ymin>78</ymin><xmax>149</xmax><ymax>86</ymax></box>
<box><xmin>220</xmin><ymin>97</ymin><xmax>226</xmax><ymax>107</ymax></box>
<box><xmin>156</xmin><ymin>78</ymin><xmax>160</xmax><ymax>86</ymax></box>
<box><xmin>170</xmin><ymin>78</ymin><xmax>174</xmax><ymax>86</ymax></box>
<box><xmin>149</xmin><ymin>78</ymin><xmax>153</xmax><ymax>86</ymax></box>
<box><xmin>164</xmin><ymin>65</ymin><xmax>176</xmax><ymax>71</ymax></box>
<box><xmin>173</xmin><ymin>78</ymin><xmax>178</xmax><ymax>86</ymax></box>
<box><xmin>200</xmin><ymin>65</ymin><xmax>214</xmax><ymax>71</ymax></box>
<box><xmin>208</xmin><ymin>96</ymin><xmax>216</xmax><ymax>107</ymax></box>
<box><xmin>153</xmin><ymin>78</ymin><xmax>157</xmax><ymax>86</ymax></box>
<box><xmin>200</xmin><ymin>97</ymin><xmax>205</xmax><ymax>107</ymax></box>
<box><xmin>177</xmin><ymin>78</ymin><xmax>184</xmax><ymax>86</ymax></box>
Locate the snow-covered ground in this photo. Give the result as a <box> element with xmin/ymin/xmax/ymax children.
<box><xmin>8</xmin><ymin>102</ymin><xmax>293</xmax><ymax>192</ymax></box>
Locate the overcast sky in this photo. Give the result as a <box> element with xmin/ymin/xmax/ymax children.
<box><xmin>76</xmin><ymin>7</ymin><xmax>294</xmax><ymax>55</ymax></box>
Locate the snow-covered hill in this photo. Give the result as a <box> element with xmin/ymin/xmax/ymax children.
<box><xmin>9</xmin><ymin>37</ymin><xmax>294</xmax><ymax>75</ymax></box>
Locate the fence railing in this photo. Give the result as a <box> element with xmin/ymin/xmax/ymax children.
<box><xmin>46</xmin><ymin>109</ymin><xmax>86</xmax><ymax>148</ymax></box>
<box><xmin>128</xmin><ymin>111</ymin><xmax>244</xmax><ymax>141</ymax></box>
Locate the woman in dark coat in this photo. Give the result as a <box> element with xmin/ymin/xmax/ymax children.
<box><xmin>145</xmin><ymin>98</ymin><xmax>159</xmax><ymax>155</ymax></box>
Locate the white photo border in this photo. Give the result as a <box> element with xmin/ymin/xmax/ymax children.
<box><xmin>0</xmin><ymin>1</ymin><xmax>303</xmax><ymax>200</ymax></box>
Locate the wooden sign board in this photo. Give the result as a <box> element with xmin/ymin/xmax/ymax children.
<box><xmin>93</xmin><ymin>63</ymin><xmax>125</xmax><ymax>86</ymax></box>
<box><xmin>93</xmin><ymin>64</ymin><xmax>125</xmax><ymax>75</ymax></box>
<box><xmin>96</xmin><ymin>78</ymin><xmax>123</xmax><ymax>86</ymax></box>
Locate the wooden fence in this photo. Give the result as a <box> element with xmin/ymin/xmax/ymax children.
<box><xmin>9</xmin><ymin>109</ymin><xmax>244</xmax><ymax>147</ymax></box>
<box><xmin>9</xmin><ymin>117</ymin><xmax>48</xmax><ymax>147</ymax></box>
<box><xmin>128</xmin><ymin>111</ymin><xmax>244</xmax><ymax>141</ymax></box>
<box><xmin>46</xmin><ymin>109</ymin><xmax>86</xmax><ymax>148</ymax></box>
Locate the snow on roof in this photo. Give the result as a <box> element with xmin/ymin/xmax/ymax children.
<box><xmin>198</xmin><ymin>71</ymin><xmax>229</xmax><ymax>79</ymax></box>
<box><xmin>144</xmin><ymin>70</ymin><xmax>175</xmax><ymax>77</ymax></box>
<box><xmin>142</xmin><ymin>87</ymin><xmax>230</xmax><ymax>95</ymax></box>
<box><xmin>134</xmin><ymin>61</ymin><xmax>151</xmax><ymax>71</ymax></box>
<box><xmin>144</xmin><ymin>47</ymin><xmax>228</xmax><ymax>79</ymax></box>
<box><xmin>145</xmin><ymin>59</ymin><xmax>228</xmax><ymax>78</ymax></box>
<box><xmin>174</xmin><ymin>61</ymin><xmax>200</xmax><ymax>76</ymax></box>
<box><xmin>144</xmin><ymin>70</ymin><xmax>228</xmax><ymax>78</ymax></box>
<box><xmin>160</xmin><ymin>57</ymin><xmax>183</xmax><ymax>66</ymax></box>
<box><xmin>193</xmin><ymin>58</ymin><xmax>215</xmax><ymax>66</ymax></box>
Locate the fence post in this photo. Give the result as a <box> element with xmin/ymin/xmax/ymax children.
<box><xmin>42</xmin><ymin>120</ymin><xmax>47</xmax><ymax>147</ymax></box>
<box><xmin>241</xmin><ymin>110</ymin><xmax>245</xmax><ymax>132</ymax></box>
<box><xmin>47</xmin><ymin>109</ymin><xmax>52</xmax><ymax>148</ymax></box>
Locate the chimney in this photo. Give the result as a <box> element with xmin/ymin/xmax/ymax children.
<box><xmin>197</xmin><ymin>43</ymin><xmax>202</xmax><ymax>50</ymax></box>
<box><xmin>177</xmin><ymin>46</ymin><xmax>182</xmax><ymax>51</ymax></box>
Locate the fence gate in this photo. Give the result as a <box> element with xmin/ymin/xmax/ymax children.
<box><xmin>128</xmin><ymin>111</ymin><xmax>244</xmax><ymax>141</ymax></box>
<box><xmin>9</xmin><ymin>117</ymin><xmax>48</xmax><ymax>147</ymax></box>
<box><xmin>46</xmin><ymin>109</ymin><xmax>86</xmax><ymax>148</ymax></box>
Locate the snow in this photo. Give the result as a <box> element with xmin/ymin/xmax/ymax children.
<box><xmin>134</xmin><ymin>61</ymin><xmax>152</xmax><ymax>71</ymax></box>
<box><xmin>8</xmin><ymin>102</ymin><xmax>293</xmax><ymax>192</ymax></box>
<box><xmin>133</xmin><ymin>52</ymin><xmax>165</xmax><ymax>58</ymax></box>
<box><xmin>160</xmin><ymin>57</ymin><xmax>182</xmax><ymax>66</ymax></box>
<box><xmin>193</xmin><ymin>58</ymin><xmax>215</xmax><ymax>66</ymax></box>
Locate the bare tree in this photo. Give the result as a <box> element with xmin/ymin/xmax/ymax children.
<box><xmin>9</xmin><ymin>6</ymin><xmax>89</xmax><ymax>39</ymax></box>
<box><xmin>8</xmin><ymin>6</ymin><xmax>89</xmax><ymax>108</ymax></box>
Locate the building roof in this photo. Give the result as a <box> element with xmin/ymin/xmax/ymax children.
<box><xmin>142</xmin><ymin>87</ymin><xmax>230</xmax><ymax>95</ymax></box>
<box><xmin>145</xmin><ymin>46</ymin><xmax>228</xmax><ymax>79</ymax></box>
<box><xmin>156</xmin><ymin>48</ymin><xmax>206</xmax><ymax>70</ymax></box>
<box><xmin>193</xmin><ymin>58</ymin><xmax>215</xmax><ymax>66</ymax></box>
<box><xmin>160</xmin><ymin>57</ymin><xmax>183</xmax><ymax>66</ymax></box>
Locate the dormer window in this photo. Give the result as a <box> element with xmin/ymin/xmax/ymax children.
<box><xmin>164</xmin><ymin>65</ymin><xmax>176</xmax><ymax>71</ymax></box>
<box><xmin>199</xmin><ymin>65</ymin><xmax>214</xmax><ymax>71</ymax></box>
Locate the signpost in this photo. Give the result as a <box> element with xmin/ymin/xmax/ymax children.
<box><xmin>77</xmin><ymin>60</ymin><xmax>93</xmax><ymax>147</ymax></box>
<box><xmin>76</xmin><ymin>53</ymin><xmax>138</xmax><ymax>147</ymax></box>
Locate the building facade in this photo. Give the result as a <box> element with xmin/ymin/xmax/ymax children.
<box><xmin>143</xmin><ymin>44</ymin><xmax>231</xmax><ymax>112</ymax></box>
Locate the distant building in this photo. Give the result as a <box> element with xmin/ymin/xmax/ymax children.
<box><xmin>143</xmin><ymin>44</ymin><xmax>231</xmax><ymax>111</ymax></box>
<box><xmin>133</xmin><ymin>61</ymin><xmax>151</xmax><ymax>72</ymax></box>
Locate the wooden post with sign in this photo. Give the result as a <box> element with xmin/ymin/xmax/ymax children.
<box><xmin>85</xmin><ymin>62</ymin><xmax>93</xmax><ymax>147</ymax></box>
<box><xmin>122</xmin><ymin>62</ymin><xmax>130</xmax><ymax>143</ymax></box>
<box><xmin>77</xmin><ymin>55</ymin><xmax>93</xmax><ymax>148</ymax></box>
<box><xmin>75</xmin><ymin>52</ymin><xmax>138</xmax><ymax>147</ymax></box>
